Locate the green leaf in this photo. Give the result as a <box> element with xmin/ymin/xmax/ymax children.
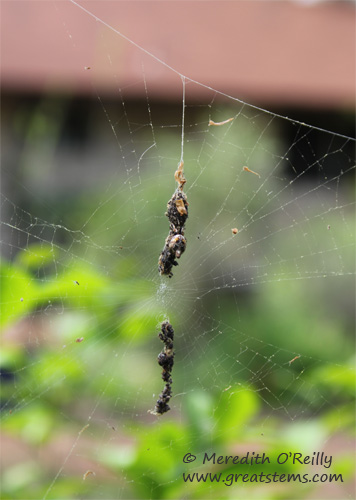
<box><xmin>214</xmin><ymin>386</ymin><xmax>260</xmax><ymax>442</ymax></box>
<box><xmin>120</xmin><ymin>303</ymin><xmax>163</xmax><ymax>341</ymax></box>
<box><xmin>2</xmin><ymin>404</ymin><xmax>54</xmax><ymax>445</ymax></box>
<box><xmin>15</xmin><ymin>243</ymin><xmax>57</xmax><ymax>269</ymax></box>
<box><xmin>0</xmin><ymin>263</ymin><xmax>38</xmax><ymax>327</ymax></box>
<box><xmin>184</xmin><ymin>390</ymin><xmax>215</xmax><ymax>442</ymax></box>
<box><xmin>310</xmin><ymin>363</ymin><xmax>356</xmax><ymax>397</ymax></box>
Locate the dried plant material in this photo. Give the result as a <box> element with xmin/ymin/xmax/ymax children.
<box><xmin>174</xmin><ymin>160</ymin><xmax>186</xmax><ymax>189</ymax></box>
<box><xmin>158</xmin><ymin>162</ymin><xmax>188</xmax><ymax>278</ymax></box>
<box><xmin>155</xmin><ymin>161</ymin><xmax>189</xmax><ymax>414</ymax></box>
<box><xmin>158</xmin><ymin>233</ymin><xmax>187</xmax><ymax>277</ymax></box>
<box><xmin>83</xmin><ymin>470</ymin><xmax>95</xmax><ymax>480</ymax></box>
<box><xmin>166</xmin><ymin>191</ymin><xmax>188</xmax><ymax>234</ymax></box>
<box><xmin>231</xmin><ymin>228</ymin><xmax>238</xmax><ymax>235</ymax></box>
<box><xmin>243</xmin><ymin>166</ymin><xmax>260</xmax><ymax>178</ymax></box>
<box><xmin>175</xmin><ymin>198</ymin><xmax>187</xmax><ymax>216</ymax></box>
<box><xmin>150</xmin><ymin>321</ymin><xmax>175</xmax><ymax>415</ymax></box>
<box><xmin>209</xmin><ymin>118</ymin><xmax>234</xmax><ymax>126</ymax></box>
<box><xmin>288</xmin><ymin>355</ymin><xmax>300</xmax><ymax>365</ymax></box>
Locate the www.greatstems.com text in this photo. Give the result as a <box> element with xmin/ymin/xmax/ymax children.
<box><xmin>183</xmin><ymin>471</ymin><xmax>343</xmax><ymax>487</ymax></box>
<box><xmin>182</xmin><ymin>451</ymin><xmax>344</xmax><ymax>487</ymax></box>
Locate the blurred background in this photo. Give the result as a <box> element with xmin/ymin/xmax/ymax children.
<box><xmin>1</xmin><ymin>1</ymin><xmax>355</xmax><ymax>499</ymax></box>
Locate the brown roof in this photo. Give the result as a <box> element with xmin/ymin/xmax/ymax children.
<box><xmin>1</xmin><ymin>0</ymin><xmax>355</xmax><ymax>108</ymax></box>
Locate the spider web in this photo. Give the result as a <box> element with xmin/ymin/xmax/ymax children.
<box><xmin>1</xmin><ymin>2</ymin><xmax>355</xmax><ymax>499</ymax></box>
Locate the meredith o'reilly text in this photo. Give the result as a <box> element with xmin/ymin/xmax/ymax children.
<box><xmin>203</xmin><ymin>452</ymin><xmax>332</xmax><ymax>469</ymax></box>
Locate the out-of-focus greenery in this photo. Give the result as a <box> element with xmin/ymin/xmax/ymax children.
<box><xmin>1</xmin><ymin>99</ymin><xmax>355</xmax><ymax>499</ymax></box>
